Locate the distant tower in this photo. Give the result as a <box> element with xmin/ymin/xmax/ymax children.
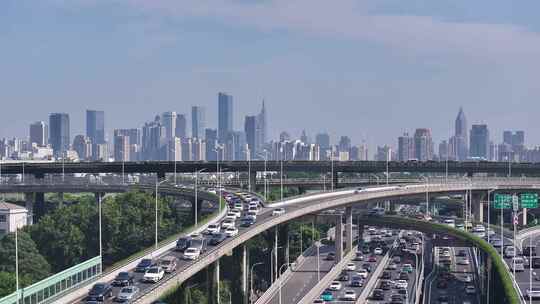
<box><xmin>218</xmin><ymin>92</ymin><xmax>233</xmax><ymax>142</ymax></box>
<box><xmin>29</xmin><ymin>121</ymin><xmax>48</xmax><ymax>146</ymax></box>
<box><xmin>49</xmin><ymin>113</ymin><xmax>70</xmax><ymax>157</ymax></box>
<box><xmin>454</xmin><ymin>107</ymin><xmax>468</xmax><ymax>160</ymax></box>
<box><xmin>191</xmin><ymin>106</ymin><xmax>205</xmax><ymax>139</ymax></box>
<box><xmin>86</xmin><ymin>110</ymin><xmax>105</xmax><ymax>144</ymax></box>
<box><xmin>414</xmin><ymin>128</ymin><xmax>433</xmax><ymax>161</ymax></box>
<box><xmin>257</xmin><ymin>100</ymin><xmax>267</xmax><ymax>146</ymax></box>
<box><xmin>470</xmin><ymin>124</ymin><xmax>490</xmax><ymax>159</ymax></box>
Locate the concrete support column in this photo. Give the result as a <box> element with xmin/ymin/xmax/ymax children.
<box><xmin>242</xmin><ymin>245</ymin><xmax>248</xmax><ymax>304</ymax></box>
<box><xmin>345</xmin><ymin>207</ymin><xmax>353</xmax><ymax>253</ymax></box>
<box><xmin>24</xmin><ymin>193</ymin><xmax>34</xmax><ymax>219</ymax></box>
<box><xmin>207</xmin><ymin>259</ymin><xmax>220</xmax><ymax>304</ymax></box>
<box><xmin>191</xmin><ymin>198</ymin><xmax>204</xmax><ymax>225</ymax></box>
<box><xmin>58</xmin><ymin>192</ymin><xmax>64</xmax><ymax>206</ymax></box>
<box><xmin>34</xmin><ymin>192</ymin><xmax>45</xmax><ymax>220</ymax></box>
<box><xmin>273</xmin><ymin>226</ymin><xmax>278</xmax><ymax>284</ymax></box>
<box><xmin>249</xmin><ymin>171</ymin><xmax>257</xmax><ymax>192</ymax></box>
<box><xmin>332</xmin><ymin>171</ymin><xmax>339</xmax><ymax>190</ymax></box>
<box><xmin>472</xmin><ymin>193</ymin><xmax>484</xmax><ymax>223</ymax></box>
<box><xmin>523</xmin><ymin>208</ymin><xmax>528</xmax><ymax>226</ymax></box>
<box><xmin>335</xmin><ymin>214</ymin><xmax>343</xmax><ymax>262</ymax></box>
<box><xmin>232</xmin><ymin>246</ymin><xmax>247</xmax><ymax>304</ymax></box>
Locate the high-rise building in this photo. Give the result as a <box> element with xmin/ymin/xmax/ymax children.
<box><xmin>469</xmin><ymin>124</ymin><xmax>489</xmax><ymax>159</ymax></box>
<box><xmin>161</xmin><ymin>112</ymin><xmax>177</xmax><ymax>140</ymax></box>
<box><xmin>142</xmin><ymin>119</ymin><xmax>165</xmax><ymax>160</ymax></box>
<box><xmin>414</xmin><ymin>128</ymin><xmax>433</xmax><ymax>161</ymax></box>
<box><xmin>376</xmin><ymin>146</ymin><xmax>392</xmax><ymax>162</ymax></box>
<box><xmin>29</xmin><ymin>121</ymin><xmax>48</xmax><ymax>147</ymax></box>
<box><xmin>439</xmin><ymin>140</ymin><xmax>449</xmax><ymax>161</ymax></box>
<box><xmin>218</xmin><ymin>92</ymin><xmax>233</xmax><ymax>142</ymax></box>
<box><xmin>49</xmin><ymin>113</ymin><xmax>70</xmax><ymax>157</ymax></box>
<box><xmin>86</xmin><ymin>110</ymin><xmax>105</xmax><ymax>145</ymax></box>
<box><xmin>454</xmin><ymin>107</ymin><xmax>468</xmax><ymax>160</ymax></box>
<box><xmin>191</xmin><ymin>107</ymin><xmax>205</xmax><ymax>139</ymax></box>
<box><xmin>73</xmin><ymin>135</ymin><xmax>92</xmax><ymax>160</ymax></box>
<box><xmin>244</xmin><ymin>115</ymin><xmax>258</xmax><ymax>159</ymax></box>
<box><xmin>503</xmin><ymin>131</ymin><xmax>513</xmax><ymax>146</ymax></box>
<box><xmin>257</xmin><ymin>100</ymin><xmax>267</xmax><ymax>146</ymax></box>
<box><xmin>225</xmin><ymin>131</ymin><xmax>246</xmax><ymax>161</ymax></box>
<box><xmin>114</xmin><ymin>129</ymin><xmax>141</xmax><ymax>146</ymax></box>
<box><xmin>338</xmin><ymin>136</ymin><xmax>351</xmax><ymax>153</ymax></box>
<box><xmin>166</xmin><ymin>137</ymin><xmax>182</xmax><ymax>161</ymax></box>
<box><xmin>398</xmin><ymin>132</ymin><xmax>413</xmax><ymax>161</ymax></box>
<box><xmin>205</xmin><ymin>128</ymin><xmax>218</xmax><ymax>161</ymax></box>
<box><xmin>315</xmin><ymin>133</ymin><xmax>330</xmax><ymax>150</ymax></box>
<box><xmin>114</xmin><ymin>135</ymin><xmax>130</xmax><ymax>161</ymax></box>
<box><xmin>279</xmin><ymin>131</ymin><xmax>291</xmax><ymax>143</ymax></box>
<box><xmin>300</xmin><ymin>130</ymin><xmax>309</xmax><ymax>144</ymax></box>
<box><xmin>175</xmin><ymin>114</ymin><xmax>187</xmax><ymax>139</ymax></box>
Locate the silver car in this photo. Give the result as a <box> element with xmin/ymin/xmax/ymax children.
<box><xmin>115</xmin><ymin>286</ymin><xmax>140</xmax><ymax>303</ymax></box>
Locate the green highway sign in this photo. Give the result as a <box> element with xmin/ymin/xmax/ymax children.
<box><xmin>493</xmin><ymin>194</ymin><xmax>512</xmax><ymax>209</ymax></box>
<box><xmin>520</xmin><ymin>193</ymin><xmax>538</xmax><ymax>209</ymax></box>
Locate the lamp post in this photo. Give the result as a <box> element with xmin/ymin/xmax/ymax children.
<box><xmin>247</xmin><ymin>148</ymin><xmax>251</xmax><ymax>192</ymax></box>
<box><xmin>214</xmin><ymin>144</ymin><xmax>224</xmax><ymax>213</ymax></box>
<box><xmin>257</xmin><ymin>150</ymin><xmax>268</xmax><ymax>201</ymax></box>
<box><xmin>155</xmin><ymin>178</ymin><xmax>167</xmax><ymax>250</ymax></box>
<box><xmin>250</xmin><ymin>262</ymin><xmax>264</xmax><ymax>304</ymax></box>
<box><xmin>420</xmin><ymin>175</ymin><xmax>429</xmax><ymax>216</ymax></box>
<box><xmin>194</xmin><ymin>168</ymin><xmax>207</xmax><ymax>227</ymax></box>
<box><xmin>278</xmin><ymin>263</ymin><xmax>294</xmax><ymax>304</ymax></box>
<box><xmin>98</xmin><ymin>193</ymin><xmax>103</xmax><ymax>274</ymax></box>
<box><xmin>331</xmin><ymin>147</ymin><xmax>335</xmax><ymax>191</ymax></box>
<box><xmin>386</xmin><ymin>148</ymin><xmax>390</xmax><ymax>185</ymax></box>
<box><xmin>316</xmin><ymin>237</ymin><xmax>327</xmax><ymax>282</ymax></box>
<box><xmin>487</xmin><ymin>189</ymin><xmax>496</xmax><ymax>244</ymax></box>
<box><xmin>280</xmin><ymin>147</ymin><xmax>284</xmax><ymax>201</ymax></box>
<box><xmin>270</xmin><ymin>246</ymin><xmax>283</xmax><ymax>285</ymax></box>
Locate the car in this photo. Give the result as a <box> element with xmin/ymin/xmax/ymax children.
<box><xmin>457</xmin><ymin>249</ymin><xmax>467</xmax><ymax>257</ymax></box>
<box><xmin>465</xmin><ymin>285</ymin><xmax>476</xmax><ymax>294</ymax></box>
<box><xmin>326</xmin><ymin>252</ymin><xmax>336</xmax><ymax>261</ymax></box>
<box><xmin>143</xmin><ymin>266</ymin><xmax>165</xmax><ymax>283</ymax></box>
<box><xmin>230</xmin><ymin>209</ymin><xmax>242</xmax><ymax>218</ymax></box>
<box><xmin>362</xmin><ymin>246</ymin><xmax>371</xmax><ymax>254</ymax></box>
<box><xmin>379</xmin><ymin>280</ymin><xmax>392</xmax><ymax>290</ymax></box>
<box><xmin>338</xmin><ymin>273</ymin><xmax>349</xmax><ymax>281</ymax></box>
<box><xmin>350</xmin><ymin>276</ymin><xmax>363</xmax><ymax>287</ymax></box>
<box><xmin>504</xmin><ymin>246</ymin><xmax>516</xmax><ymax>258</ymax></box>
<box><xmin>209</xmin><ymin>233</ymin><xmax>227</xmax><ymax>245</ymax></box>
<box><xmin>374</xmin><ymin>248</ymin><xmax>383</xmax><ymax>255</ymax></box>
<box><xmin>512</xmin><ymin>257</ymin><xmax>525</xmax><ymax>271</ymax></box>
<box><xmin>272</xmin><ymin>208</ymin><xmax>285</xmax><ymax>216</ymax></box>
<box><xmin>159</xmin><ymin>256</ymin><xmax>177</xmax><ymax>273</ymax></box>
<box><xmin>387</xmin><ymin>263</ymin><xmax>398</xmax><ymax>270</ymax></box>
<box><xmin>248</xmin><ymin>206</ymin><xmax>259</xmax><ymax>215</ymax></box>
<box><xmin>113</xmin><ymin>272</ymin><xmax>134</xmax><ymax>286</ymax></box>
<box><xmin>241</xmin><ymin>217</ymin><xmax>256</xmax><ymax>227</ymax></box>
<box><xmin>362</xmin><ymin>263</ymin><xmax>373</xmax><ymax>272</ymax></box>
<box><xmin>221</xmin><ymin>219</ymin><xmax>235</xmax><ymax>229</ymax></box>
<box><xmin>233</xmin><ymin>203</ymin><xmax>243</xmax><ymax>210</ymax></box>
<box><xmin>437</xmin><ymin>295</ymin><xmax>450</xmax><ymax>304</ymax></box>
<box><xmin>398</xmin><ymin>272</ymin><xmax>409</xmax><ymax>281</ymax></box>
<box><xmin>225</xmin><ymin>227</ymin><xmax>239</xmax><ymax>237</ymax></box>
<box><xmin>491</xmin><ymin>239</ymin><xmax>503</xmax><ymax>247</ymax></box>
<box><xmin>354</xmin><ymin>252</ymin><xmax>364</xmax><ymax>261</ymax></box>
<box><xmin>527</xmin><ymin>289</ymin><xmax>540</xmax><ymax>299</ymax></box>
<box><xmin>395</xmin><ymin>280</ymin><xmax>408</xmax><ymax>289</ymax></box>
<box><xmin>321</xmin><ymin>290</ymin><xmax>334</xmax><ymax>301</ymax></box>
<box><xmin>329</xmin><ymin>281</ymin><xmax>342</xmax><ymax>291</ymax></box>
<box><xmin>183</xmin><ymin>247</ymin><xmax>201</xmax><ymax>260</ymax></box>
<box><xmin>381</xmin><ymin>271</ymin><xmax>391</xmax><ymax>279</ymax></box>
<box><xmin>371</xmin><ymin>289</ymin><xmax>385</xmax><ymax>300</ymax></box>
<box><xmin>345</xmin><ymin>263</ymin><xmax>356</xmax><ymax>271</ymax></box>
<box><xmin>225</xmin><ymin>212</ymin><xmax>237</xmax><ymax>221</ymax></box>
<box><xmin>393</xmin><ymin>256</ymin><xmax>402</xmax><ymax>264</ymax></box>
<box><xmin>87</xmin><ymin>283</ymin><xmax>113</xmax><ymax>302</ymax></box>
<box><xmin>457</xmin><ymin>258</ymin><xmax>470</xmax><ymax>265</ymax></box>
<box><xmin>368</xmin><ymin>255</ymin><xmax>377</xmax><ymax>263</ymax></box>
<box><xmin>175</xmin><ymin>237</ymin><xmax>191</xmax><ymax>252</ymax></box>
<box><xmin>460</xmin><ymin>274</ymin><xmax>472</xmax><ymax>283</ymax></box>
<box><xmin>205</xmin><ymin>224</ymin><xmax>221</xmax><ymax>235</ymax></box>
<box><xmin>356</xmin><ymin>269</ymin><xmax>368</xmax><ymax>279</ymax></box>
<box><xmin>402</xmin><ymin>264</ymin><xmax>413</xmax><ymax>273</ymax></box>
<box><xmin>313</xmin><ymin>299</ymin><xmax>324</xmax><ymax>304</ymax></box>
<box><xmin>135</xmin><ymin>259</ymin><xmax>153</xmax><ymax>272</ymax></box>
<box><xmin>342</xmin><ymin>290</ymin><xmax>356</xmax><ymax>301</ymax></box>
<box><xmin>115</xmin><ymin>286</ymin><xmax>140</xmax><ymax>303</ymax></box>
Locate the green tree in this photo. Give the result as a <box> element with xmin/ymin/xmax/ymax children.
<box><xmin>0</xmin><ymin>232</ymin><xmax>51</xmax><ymax>296</ymax></box>
<box><xmin>0</xmin><ymin>272</ymin><xmax>16</xmax><ymax>298</ymax></box>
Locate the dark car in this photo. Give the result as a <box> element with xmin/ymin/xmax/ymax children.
<box><xmin>175</xmin><ymin>237</ymin><xmax>191</xmax><ymax>252</ymax></box>
<box><xmin>241</xmin><ymin>217</ymin><xmax>256</xmax><ymax>227</ymax></box>
<box><xmin>209</xmin><ymin>233</ymin><xmax>227</xmax><ymax>246</ymax></box>
<box><xmin>350</xmin><ymin>276</ymin><xmax>363</xmax><ymax>287</ymax></box>
<box><xmin>399</xmin><ymin>272</ymin><xmax>409</xmax><ymax>281</ymax></box>
<box><xmin>362</xmin><ymin>246</ymin><xmax>371</xmax><ymax>254</ymax></box>
<box><xmin>86</xmin><ymin>283</ymin><xmax>113</xmax><ymax>302</ymax></box>
<box><xmin>338</xmin><ymin>273</ymin><xmax>349</xmax><ymax>281</ymax></box>
<box><xmin>381</xmin><ymin>272</ymin><xmax>391</xmax><ymax>279</ymax></box>
<box><xmin>371</xmin><ymin>289</ymin><xmax>385</xmax><ymax>300</ymax></box>
<box><xmin>379</xmin><ymin>280</ymin><xmax>392</xmax><ymax>290</ymax></box>
<box><xmin>325</xmin><ymin>252</ymin><xmax>336</xmax><ymax>261</ymax></box>
<box><xmin>362</xmin><ymin>263</ymin><xmax>372</xmax><ymax>272</ymax></box>
<box><xmin>112</xmin><ymin>272</ymin><xmax>134</xmax><ymax>286</ymax></box>
<box><xmin>135</xmin><ymin>259</ymin><xmax>153</xmax><ymax>272</ymax></box>
<box><xmin>457</xmin><ymin>249</ymin><xmax>467</xmax><ymax>257</ymax></box>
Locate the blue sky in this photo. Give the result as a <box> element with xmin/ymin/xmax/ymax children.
<box><xmin>2</xmin><ymin>0</ymin><xmax>540</xmax><ymax>151</ymax></box>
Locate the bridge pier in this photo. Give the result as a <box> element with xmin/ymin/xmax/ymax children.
<box><xmin>335</xmin><ymin>214</ymin><xmax>343</xmax><ymax>262</ymax></box>
<box><xmin>249</xmin><ymin>171</ymin><xmax>257</xmax><ymax>192</ymax></box>
<box><xmin>190</xmin><ymin>198</ymin><xmax>204</xmax><ymax>226</ymax></box>
<box><xmin>24</xmin><ymin>193</ymin><xmax>34</xmax><ymax>220</ymax></box>
<box><xmin>34</xmin><ymin>192</ymin><xmax>45</xmax><ymax>220</ymax></box>
<box><xmin>207</xmin><ymin>259</ymin><xmax>220</xmax><ymax>304</ymax></box>
<box><xmin>345</xmin><ymin>206</ymin><xmax>353</xmax><ymax>254</ymax></box>
<box><xmin>332</xmin><ymin>171</ymin><xmax>339</xmax><ymax>190</ymax></box>
<box><xmin>471</xmin><ymin>192</ymin><xmax>484</xmax><ymax>223</ymax></box>
<box><xmin>231</xmin><ymin>245</ymin><xmax>248</xmax><ymax>304</ymax></box>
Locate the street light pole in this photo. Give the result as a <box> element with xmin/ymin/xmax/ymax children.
<box><xmin>15</xmin><ymin>222</ymin><xmax>19</xmax><ymax>304</ymax></box>
<box><xmin>280</xmin><ymin>151</ymin><xmax>284</xmax><ymax>201</ymax></box>
<box><xmin>250</xmin><ymin>262</ymin><xmax>264</xmax><ymax>304</ymax></box>
<box><xmin>331</xmin><ymin>147</ymin><xmax>334</xmax><ymax>191</ymax></box>
<box><xmin>194</xmin><ymin>168</ymin><xmax>207</xmax><ymax>227</ymax></box>
<box><xmin>247</xmin><ymin>148</ymin><xmax>251</xmax><ymax>192</ymax></box>
<box><xmin>98</xmin><ymin>193</ymin><xmax>103</xmax><ymax>274</ymax></box>
<box><xmin>487</xmin><ymin>189</ymin><xmax>496</xmax><ymax>244</ymax></box>
<box><xmin>278</xmin><ymin>263</ymin><xmax>293</xmax><ymax>304</ymax></box>
<box><xmin>316</xmin><ymin>237</ymin><xmax>327</xmax><ymax>282</ymax></box>
<box><xmin>155</xmin><ymin>179</ymin><xmax>167</xmax><ymax>250</ymax></box>
<box><xmin>386</xmin><ymin>148</ymin><xmax>389</xmax><ymax>185</ymax></box>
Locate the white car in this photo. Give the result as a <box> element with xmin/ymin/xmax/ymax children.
<box><xmin>225</xmin><ymin>227</ymin><xmax>239</xmax><ymax>237</ymax></box>
<box><xmin>527</xmin><ymin>289</ymin><xmax>540</xmax><ymax>300</ymax></box>
<box><xmin>342</xmin><ymin>290</ymin><xmax>356</xmax><ymax>300</ymax></box>
<box><xmin>143</xmin><ymin>266</ymin><xmax>165</xmax><ymax>283</ymax></box>
<box><xmin>345</xmin><ymin>263</ymin><xmax>356</xmax><ymax>271</ymax></box>
<box><xmin>457</xmin><ymin>258</ymin><xmax>470</xmax><ymax>265</ymax></box>
<box><xmin>225</xmin><ymin>212</ymin><xmax>238</xmax><ymax>220</ymax></box>
<box><xmin>205</xmin><ymin>224</ymin><xmax>220</xmax><ymax>235</ymax></box>
<box><xmin>248</xmin><ymin>206</ymin><xmax>259</xmax><ymax>215</ymax></box>
<box><xmin>387</xmin><ymin>263</ymin><xmax>398</xmax><ymax>270</ymax></box>
<box><xmin>374</xmin><ymin>248</ymin><xmax>383</xmax><ymax>255</ymax></box>
<box><xmin>460</xmin><ymin>274</ymin><xmax>472</xmax><ymax>283</ymax></box>
<box><xmin>221</xmin><ymin>220</ymin><xmax>235</xmax><ymax>229</ymax></box>
<box><xmin>230</xmin><ymin>209</ymin><xmax>242</xmax><ymax>218</ymax></box>
<box><xmin>512</xmin><ymin>257</ymin><xmax>525</xmax><ymax>271</ymax></box>
<box><xmin>183</xmin><ymin>248</ymin><xmax>201</xmax><ymax>260</ymax></box>
<box><xmin>356</xmin><ymin>269</ymin><xmax>368</xmax><ymax>279</ymax></box>
<box><xmin>465</xmin><ymin>285</ymin><xmax>476</xmax><ymax>294</ymax></box>
<box><xmin>504</xmin><ymin>247</ymin><xmax>516</xmax><ymax>258</ymax></box>
<box><xmin>395</xmin><ymin>280</ymin><xmax>408</xmax><ymax>289</ymax></box>
<box><xmin>329</xmin><ymin>281</ymin><xmax>342</xmax><ymax>291</ymax></box>
<box><xmin>272</xmin><ymin>208</ymin><xmax>285</xmax><ymax>216</ymax></box>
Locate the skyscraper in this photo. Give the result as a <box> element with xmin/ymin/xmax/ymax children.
<box><xmin>49</xmin><ymin>113</ymin><xmax>70</xmax><ymax>157</ymax></box>
<box><xmin>29</xmin><ymin>121</ymin><xmax>48</xmax><ymax>146</ymax></box>
<box><xmin>142</xmin><ymin>119</ymin><xmax>165</xmax><ymax>160</ymax></box>
<box><xmin>338</xmin><ymin>136</ymin><xmax>351</xmax><ymax>153</ymax></box>
<box><xmin>414</xmin><ymin>128</ymin><xmax>433</xmax><ymax>161</ymax></box>
<box><xmin>191</xmin><ymin>106</ymin><xmax>205</xmax><ymax>139</ymax></box>
<box><xmin>114</xmin><ymin>135</ymin><xmax>130</xmax><ymax>162</ymax></box>
<box><xmin>398</xmin><ymin>132</ymin><xmax>413</xmax><ymax>161</ymax></box>
<box><xmin>218</xmin><ymin>92</ymin><xmax>233</xmax><ymax>142</ymax></box>
<box><xmin>257</xmin><ymin>100</ymin><xmax>267</xmax><ymax>146</ymax></box>
<box><xmin>161</xmin><ymin>112</ymin><xmax>177</xmax><ymax>140</ymax></box>
<box><xmin>470</xmin><ymin>124</ymin><xmax>489</xmax><ymax>159</ymax></box>
<box><xmin>86</xmin><ymin>110</ymin><xmax>105</xmax><ymax>145</ymax></box>
<box><xmin>205</xmin><ymin>128</ymin><xmax>218</xmax><ymax>161</ymax></box>
<box><xmin>73</xmin><ymin>135</ymin><xmax>92</xmax><ymax>160</ymax></box>
<box><xmin>175</xmin><ymin>114</ymin><xmax>187</xmax><ymax>139</ymax></box>
<box><xmin>315</xmin><ymin>133</ymin><xmax>330</xmax><ymax>150</ymax></box>
<box><xmin>454</xmin><ymin>107</ymin><xmax>468</xmax><ymax>160</ymax></box>
<box><xmin>244</xmin><ymin>115</ymin><xmax>257</xmax><ymax>159</ymax></box>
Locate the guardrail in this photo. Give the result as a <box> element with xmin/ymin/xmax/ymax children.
<box><xmin>414</xmin><ymin>250</ymin><xmax>425</xmax><ymax>304</ymax></box>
